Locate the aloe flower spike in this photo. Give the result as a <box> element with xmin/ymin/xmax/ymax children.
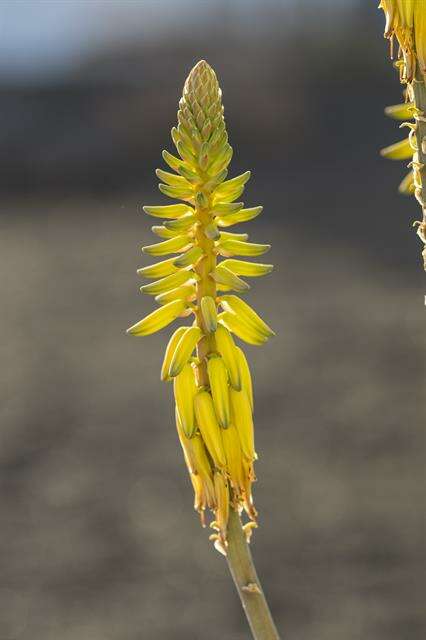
<box><xmin>127</xmin><ymin>60</ymin><xmax>279</xmax><ymax>640</ymax></box>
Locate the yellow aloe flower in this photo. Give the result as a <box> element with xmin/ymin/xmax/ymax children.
<box><xmin>379</xmin><ymin>0</ymin><xmax>426</xmax><ymax>82</ymax></box>
<box><xmin>379</xmin><ymin>1</ymin><xmax>426</xmax><ymax>270</ymax></box>
<box><xmin>127</xmin><ymin>60</ymin><xmax>274</xmax><ymax>551</ymax></box>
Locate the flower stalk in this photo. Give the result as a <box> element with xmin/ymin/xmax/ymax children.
<box><xmin>379</xmin><ymin>1</ymin><xmax>426</xmax><ymax>269</ymax></box>
<box><xmin>127</xmin><ymin>60</ymin><xmax>280</xmax><ymax>638</ymax></box>
<box><xmin>227</xmin><ymin>509</ymin><xmax>280</xmax><ymax>640</ymax></box>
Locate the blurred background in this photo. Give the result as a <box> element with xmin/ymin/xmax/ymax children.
<box><xmin>1</xmin><ymin>1</ymin><xmax>425</xmax><ymax>639</ymax></box>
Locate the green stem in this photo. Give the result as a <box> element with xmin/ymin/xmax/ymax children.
<box><xmin>226</xmin><ymin>509</ymin><xmax>281</xmax><ymax>640</ymax></box>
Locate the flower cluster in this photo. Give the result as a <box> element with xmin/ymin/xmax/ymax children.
<box><xmin>379</xmin><ymin>1</ymin><xmax>426</xmax><ymax>269</ymax></box>
<box><xmin>127</xmin><ymin>61</ymin><xmax>274</xmax><ymax>553</ymax></box>
<box><xmin>380</xmin><ymin>0</ymin><xmax>426</xmax><ymax>82</ymax></box>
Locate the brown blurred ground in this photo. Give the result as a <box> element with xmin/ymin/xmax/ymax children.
<box><xmin>0</xmin><ymin>1</ymin><xmax>426</xmax><ymax>639</ymax></box>
<box><xmin>0</xmin><ymin>191</ymin><xmax>425</xmax><ymax>639</ymax></box>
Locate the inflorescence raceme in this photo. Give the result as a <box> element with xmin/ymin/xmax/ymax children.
<box><xmin>127</xmin><ymin>60</ymin><xmax>274</xmax><ymax>554</ymax></box>
<box><xmin>379</xmin><ymin>1</ymin><xmax>426</xmax><ymax>269</ymax></box>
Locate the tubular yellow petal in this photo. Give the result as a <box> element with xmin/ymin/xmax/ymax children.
<box><xmin>218</xmin><ymin>311</ymin><xmax>267</xmax><ymax>346</ymax></box>
<box><xmin>201</xmin><ymin>296</ymin><xmax>218</xmax><ymax>333</ymax></box>
<box><xmin>140</xmin><ymin>268</ymin><xmax>194</xmax><ymax>295</ymax></box>
<box><xmin>211</xmin><ymin>202</ymin><xmax>244</xmax><ymax>216</ymax></box>
<box><xmin>161</xmin><ymin>326</ymin><xmax>188</xmax><ymax>381</ymax></box>
<box><xmin>380</xmin><ymin>137</ymin><xmax>412</xmax><ymax>160</ymax></box>
<box><xmin>213</xmin><ymin>172</ymin><xmax>251</xmax><ymax>203</ymax></box>
<box><xmin>221</xmin><ymin>423</ymin><xmax>245</xmax><ymax>492</ymax></box>
<box><xmin>398</xmin><ymin>171</ymin><xmax>415</xmax><ymax>195</ymax></box>
<box><xmin>164</xmin><ymin>212</ymin><xmax>196</xmax><ymax>231</ymax></box>
<box><xmin>151</xmin><ymin>225</ymin><xmax>178</xmax><ymax>239</ymax></box>
<box><xmin>143</xmin><ymin>203</ymin><xmax>192</xmax><ymax>219</ymax></box>
<box><xmin>218</xmin><ymin>239</ymin><xmax>270</xmax><ymax>257</ymax></box>
<box><xmin>212</xmin><ymin>265</ymin><xmax>250</xmax><ymax>292</ymax></box>
<box><xmin>173</xmin><ymin>246</ymin><xmax>203</xmax><ymax>268</ymax></box>
<box><xmin>137</xmin><ymin>257</ymin><xmax>179</xmax><ymax>279</ymax></box>
<box><xmin>194</xmin><ymin>390</ymin><xmax>226</xmax><ymax>468</ymax></box>
<box><xmin>204</xmin><ymin>168</ymin><xmax>228</xmax><ymax>192</ymax></box>
<box><xmin>214</xmin><ymin>324</ymin><xmax>241</xmax><ymax>391</ymax></box>
<box><xmin>174</xmin><ymin>362</ymin><xmax>198</xmax><ymax>437</ymax></box>
<box><xmin>158</xmin><ymin>183</ymin><xmax>194</xmax><ymax>201</ymax></box>
<box><xmin>219</xmin><ymin>231</ymin><xmax>249</xmax><ymax>242</ymax></box>
<box><xmin>155</xmin><ymin>168</ymin><xmax>190</xmax><ymax>188</ymax></box>
<box><xmin>235</xmin><ymin>346</ymin><xmax>253</xmax><ymax>411</ymax></box>
<box><xmin>176</xmin><ymin>409</ymin><xmax>216</xmax><ymax>510</ymax></box>
<box><xmin>142</xmin><ymin>235</ymin><xmax>192</xmax><ymax>257</ymax></box>
<box><xmin>127</xmin><ymin>299</ymin><xmax>185</xmax><ymax>336</ymax></box>
<box><xmin>220</xmin><ymin>259</ymin><xmax>273</xmax><ymax>278</ymax></box>
<box><xmin>220</xmin><ymin>295</ymin><xmax>275</xmax><ymax>338</ymax></box>
<box><xmin>169</xmin><ymin>326</ymin><xmax>202</xmax><ymax>377</ymax></box>
<box><xmin>229</xmin><ymin>388</ymin><xmax>255</xmax><ymax>462</ymax></box>
<box><xmin>177</xmin><ymin>139</ymin><xmax>197</xmax><ymax>165</ymax></box>
<box><xmin>213</xmin><ymin>185</ymin><xmax>245</xmax><ymax>204</ymax></box>
<box><xmin>208</xmin><ymin>146</ymin><xmax>233</xmax><ymax>177</ymax></box>
<box><xmin>384</xmin><ymin>102</ymin><xmax>415</xmax><ymax>120</ymax></box>
<box><xmin>207</xmin><ymin>356</ymin><xmax>230</xmax><ymax>427</ymax></box>
<box><xmin>204</xmin><ymin>222</ymin><xmax>220</xmax><ymax>240</ymax></box>
<box><xmin>155</xmin><ymin>284</ymin><xmax>196</xmax><ymax>305</ymax></box>
<box><xmin>216</xmin><ymin>206</ymin><xmax>263</xmax><ymax>228</ymax></box>
<box><xmin>177</xmin><ymin>163</ymin><xmax>200</xmax><ymax>184</ymax></box>
<box><xmin>162</xmin><ymin>149</ymin><xmax>185</xmax><ymax>172</ymax></box>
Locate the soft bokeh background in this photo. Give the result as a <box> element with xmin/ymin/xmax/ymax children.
<box><xmin>1</xmin><ymin>1</ymin><xmax>425</xmax><ymax>639</ymax></box>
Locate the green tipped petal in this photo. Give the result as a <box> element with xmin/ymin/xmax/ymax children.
<box><xmin>204</xmin><ymin>222</ymin><xmax>220</xmax><ymax>240</ymax></box>
<box><xmin>218</xmin><ymin>311</ymin><xmax>267</xmax><ymax>346</ymax></box>
<box><xmin>217</xmin><ymin>239</ymin><xmax>270</xmax><ymax>257</ymax></box>
<box><xmin>219</xmin><ymin>231</ymin><xmax>249</xmax><ymax>242</ymax></box>
<box><xmin>220</xmin><ymin>294</ymin><xmax>275</xmax><ymax>338</ymax></box>
<box><xmin>159</xmin><ymin>183</ymin><xmax>194</xmax><ymax>201</ymax></box>
<box><xmin>216</xmin><ymin>206</ymin><xmax>263</xmax><ymax>227</ymax></box>
<box><xmin>151</xmin><ymin>225</ymin><xmax>179</xmax><ymax>239</ymax></box>
<box><xmin>173</xmin><ymin>246</ymin><xmax>203</xmax><ymax>268</ymax></box>
<box><xmin>140</xmin><ymin>269</ymin><xmax>194</xmax><ymax>295</ymax></box>
<box><xmin>142</xmin><ymin>234</ymin><xmax>192</xmax><ymax>256</ymax></box>
<box><xmin>211</xmin><ymin>202</ymin><xmax>244</xmax><ymax>216</ymax></box>
<box><xmin>220</xmin><ymin>259</ymin><xmax>273</xmax><ymax>277</ymax></box>
<box><xmin>137</xmin><ymin>257</ymin><xmax>179</xmax><ymax>279</ymax></box>
<box><xmin>154</xmin><ymin>284</ymin><xmax>196</xmax><ymax>305</ymax></box>
<box><xmin>169</xmin><ymin>326</ymin><xmax>202</xmax><ymax>377</ymax></box>
<box><xmin>143</xmin><ymin>204</ymin><xmax>192</xmax><ymax>219</ymax></box>
<box><xmin>212</xmin><ymin>265</ymin><xmax>250</xmax><ymax>292</ymax></box>
<box><xmin>384</xmin><ymin>102</ymin><xmax>415</xmax><ymax>120</ymax></box>
<box><xmin>398</xmin><ymin>171</ymin><xmax>415</xmax><ymax>195</ymax></box>
<box><xmin>164</xmin><ymin>212</ymin><xmax>196</xmax><ymax>231</ymax></box>
<box><xmin>127</xmin><ymin>299</ymin><xmax>185</xmax><ymax>336</ymax></box>
<box><xmin>156</xmin><ymin>168</ymin><xmax>190</xmax><ymax>188</ymax></box>
<box><xmin>380</xmin><ymin>137</ymin><xmax>412</xmax><ymax>160</ymax></box>
<box><xmin>201</xmin><ymin>296</ymin><xmax>218</xmax><ymax>333</ymax></box>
